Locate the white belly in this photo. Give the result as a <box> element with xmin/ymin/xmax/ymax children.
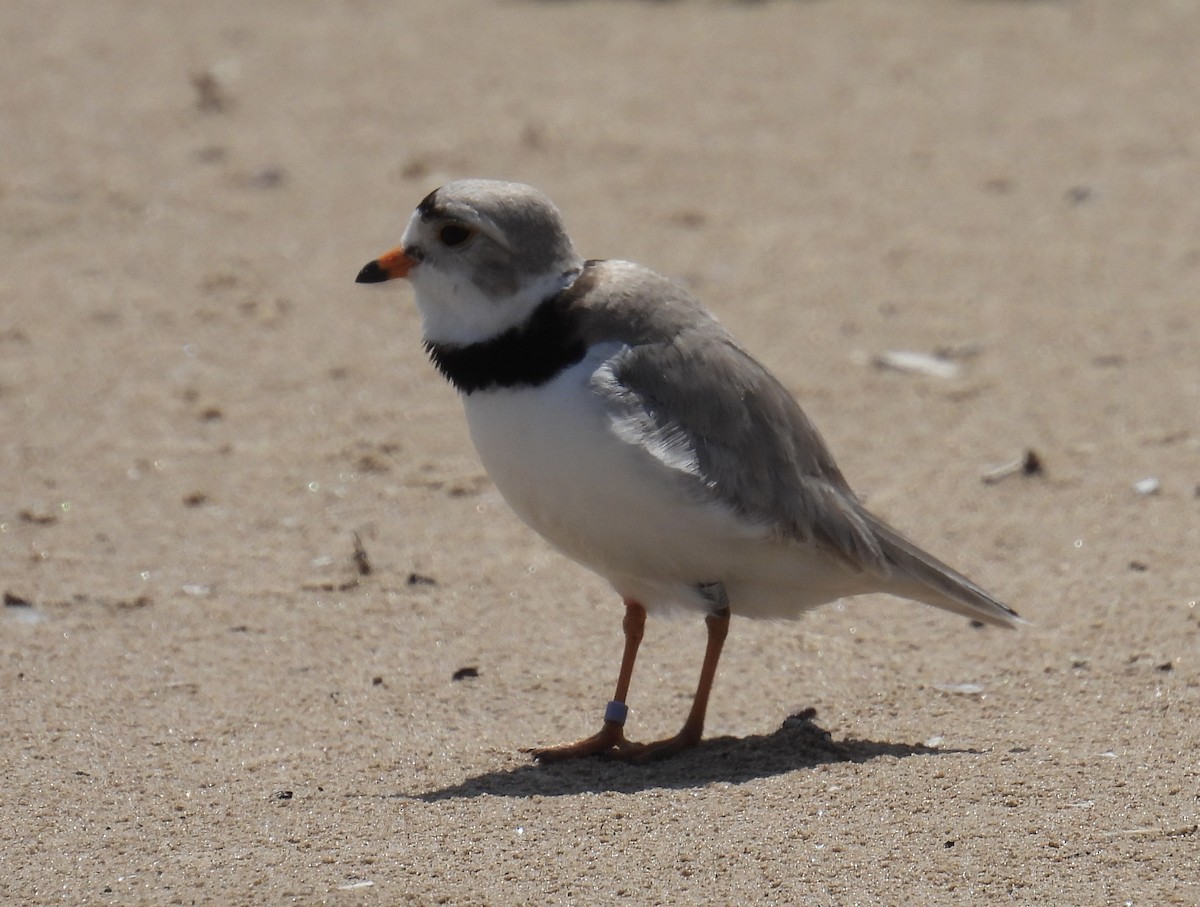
<box><xmin>461</xmin><ymin>347</ymin><xmax>866</xmax><ymax>618</ymax></box>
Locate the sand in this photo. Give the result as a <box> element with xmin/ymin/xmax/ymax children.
<box><xmin>2</xmin><ymin>1</ymin><xmax>1198</xmax><ymax>903</ymax></box>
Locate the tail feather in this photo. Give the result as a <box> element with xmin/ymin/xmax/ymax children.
<box><xmin>861</xmin><ymin>511</ymin><xmax>1022</xmax><ymax>629</ymax></box>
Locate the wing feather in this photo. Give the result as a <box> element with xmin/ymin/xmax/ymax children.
<box><xmin>567</xmin><ymin>260</ymin><xmax>1018</xmax><ymax>626</ymax></box>
<box><xmin>592</xmin><ymin>324</ymin><xmax>888</xmax><ymax>574</ymax></box>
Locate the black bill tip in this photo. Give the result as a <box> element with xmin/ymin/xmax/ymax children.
<box><xmin>355</xmin><ymin>260</ymin><xmax>388</xmax><ymax>284</ymax></box>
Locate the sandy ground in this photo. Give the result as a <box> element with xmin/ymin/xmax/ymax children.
<box><xmin>3</xmin><ymin>1</ymin><xmax>1199</xmax><ymax>903</ymax></box>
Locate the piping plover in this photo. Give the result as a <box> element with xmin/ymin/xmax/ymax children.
<box><xmin>357</xmin><ymin>179</ymin><xmax>1019</xmax><ymax>762</ymax></box>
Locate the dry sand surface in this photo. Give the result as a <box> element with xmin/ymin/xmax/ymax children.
<box><xmin>3</xmin><ymin>1</ymin><xmax>1199</xmax><ymax>904</ymax></box>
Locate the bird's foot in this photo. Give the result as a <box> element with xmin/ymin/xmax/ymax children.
<box><xmin>528</xmin><ymin>723</ymin><xmax>704</xmax><ymax>764</ymax></box>
<box><xmin>527</xmin><ymin>719</ymin><xmax>640</xmax><ymax>763</ymax></box>
<box><xmin>605</xmin><ymin>726</ymin><xmax>704</xmax><ymax>763</ymax></box>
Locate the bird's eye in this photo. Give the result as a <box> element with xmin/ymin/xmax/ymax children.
<box><xmin>438</xmin><ymin>224</ymin><xmax>473</xmax><ymax>247</ymax></box>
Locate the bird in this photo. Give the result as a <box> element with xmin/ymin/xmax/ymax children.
<box><xmin>356</xmin><ymin>179</ymin><xmax>1020</xmax><ymax>762</ymax></box>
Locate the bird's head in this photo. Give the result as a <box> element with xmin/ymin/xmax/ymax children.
<box><xmin>356</xmin><ymin>179</ymin><xmax>584</xmax><ymax>346</ymax></box>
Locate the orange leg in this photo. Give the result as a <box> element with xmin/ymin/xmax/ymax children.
<box><xmin>615</xmin><ymin>606</ymin><xmax>730</xmax><ymax>762</ymax></box>
<box><xmin>529</xmin><ymin>601</ymin><xmax>732</xmax><ymax>764</ymax></box>
<box><xmin>529</xmin><ymin>600</ymin><xmax>647</xmax><ymax>762</ymax></box>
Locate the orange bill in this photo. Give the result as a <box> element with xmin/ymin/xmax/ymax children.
<box><xmin>356</xmin><ymin>246</ymin><xmax>415</xmax><ymax>283</ymax></box>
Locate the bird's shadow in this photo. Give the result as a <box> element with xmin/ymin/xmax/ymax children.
<box><xmin>409</xmin><ymin>716</ymin><xmax>974</xmax><ymax>801</ymax></box>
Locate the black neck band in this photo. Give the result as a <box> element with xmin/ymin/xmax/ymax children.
<box><xmin>424</xmin><ymin>278</ymin><xmax>588</xmax><ymax>395</ymax></box>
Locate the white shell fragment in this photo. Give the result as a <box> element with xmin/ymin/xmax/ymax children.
<box><xmin>932</xmin><ymin>682</ymin><xmax>986</xmax><ymax>696</ymax></box>
<box><xmin>1132</xmin><ymin>477</ymin><xmax>1161</xmax><ymax>496</ymax></box>
<box><xmin>872</xmin><ymin>350</ymin><xmax>962</xmax><ymax>380</ymax></box>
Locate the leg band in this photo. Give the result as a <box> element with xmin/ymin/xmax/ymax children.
<box><xmin>604</xmin><ymin>699</ymin><xmax>629</xmax><ymax>725</ymax></box>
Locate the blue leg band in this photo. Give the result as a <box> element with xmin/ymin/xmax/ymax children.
<box><xmin>604</xmin><ymin>700</ymin><xmax>629</xmax><ymax>725</ymax></box>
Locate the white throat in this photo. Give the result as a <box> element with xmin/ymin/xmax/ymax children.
<box><xmin>411</xmin><ymin>266</ymin><xmax>578</xmax><ymax>347</ymax></box>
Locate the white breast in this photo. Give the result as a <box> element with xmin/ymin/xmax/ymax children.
<box><xmin>461</xmin><ymin>345</ymin><xmax>731</xmax><ymax>613</ymax></box>
<box><xmin>461</xmin><ymin>344</ymin><xmax>870</xmax><ymax>618</ymax></box>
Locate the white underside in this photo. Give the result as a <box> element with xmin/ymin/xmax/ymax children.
<box><xmin>462</xmin><ymin>344</ymin><xmax>872</xmax><ymax>619</ymax></box>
